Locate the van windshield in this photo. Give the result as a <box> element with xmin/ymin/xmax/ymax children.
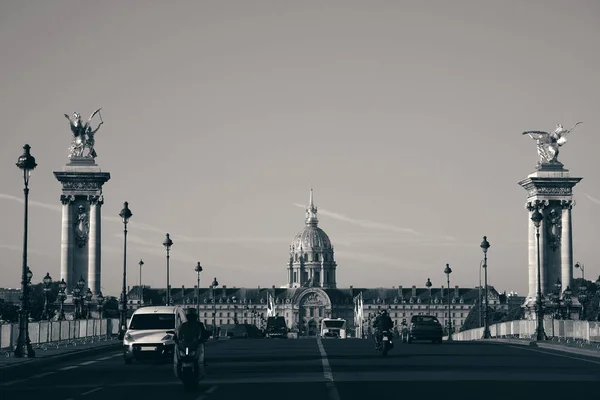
<box><xmin>129</xmin><ymin>313</ymin><xmax>175</xmax><ymax>330</ymax></box>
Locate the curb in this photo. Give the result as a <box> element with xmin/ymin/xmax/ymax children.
<box><xmin>534</xmin><ymin>342</ymin><xmax>600</xmax><ymax>358</ymax></box>
<box><xmin>0</xmin><ymin>342</ymin><xmax>121</xmax><ymax>379</ymax></box>
<box><xmin>474</xmin><ymin>338</ymin><xmax>537</xmax><ymax>346</ymax></box>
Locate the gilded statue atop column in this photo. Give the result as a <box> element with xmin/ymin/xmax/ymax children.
<box><xmin>522</xmin><ymin>122</ymin><xmax>582</xmax><ymax>167</ymax></box>
<box><xmin>64</xmin><ymin>108</ymin><xmax>104</xmax><ymax>160</ymax></box>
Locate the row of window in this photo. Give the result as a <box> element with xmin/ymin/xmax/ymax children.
<box><xmin>293</xmin><ymin>253</ymin><xmax>331</xmax><ymax>262</ymax></box>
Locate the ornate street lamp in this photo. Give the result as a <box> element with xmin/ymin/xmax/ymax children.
<box><xmin>138</xmin><ymin>259</ymin><xmax>144</xmax><ymax>307</ymax></box>
<box><xmin>195</xmin><ymin>262</ymin><xmax>203</xmax><ymax>312</ymax></box>
<box><xmin>211</xmin><ymin>277</ymin><xmax>219</xmax><ymax>338</ymax></box>
<box><xmin>85</xmin><ymin>288</ymin><xmax>93</xmax><ymax>318</ymax></box>
<box><xmin>574</xmin><ymin>262</ymin><xmax>584</xmax><ymax>281</ymax></box>
<box><xmin>163</xmin><ymin>234</ymin><xmax>173</xmax><ymax>305</ymax></box>
<box><xmin>42</xmin><ymin>272</ymin><xmax>52</xmax><ymax>321</ymax></box>
<box><xmin>531</xmin><ymin>207</ymin><xmax>546</xmax><ymax>341</ymax></box>
<box><xmin>72</xmin><ymin>283</ymin><xmax>81</xmax><ymax>320</ymax></box>
<box><xmin>578</xmin><ymin>285</ymin><xmax>588</xmax><ymax>320</ymax></box>
<box><xmin>480</xmin><ymin>236</ymin><xmax>491</xmax><ymax>339</ymax></box>
<box><xmin>14</xmin><ymin>144</ymin><xmax>37</xmax><ymax>358</ymax></box>
<box><xmin>444</xmin><ymin>263</ymin><xmax>453</xmax><ymax>341</ymax></box>
<box><xmin>563</xmin><ymin>286</ymin><xmax>573</xmax><ymax>319</ymax></box>
<box><xmin>119</xmin><ymin>201</ymin><xmax>132</xmax><ymax>339</ymax></box>
<box><xmin>97</xmin><ymin>291</ymin><xmax>104</xmax><ymax>319</ymax></box>
<box><xmin>425</xmin><ymin>278</ymin><xmax>432</xmax><ymax>315</ymax></box>
<box><xmin>58</xmin><ymin>279</ymin><xmax>67</xmax><ymax>320</ymax></box>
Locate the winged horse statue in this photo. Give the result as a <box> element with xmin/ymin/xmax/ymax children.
<box><xmin>64</xmin><ymin>108</ymin><xmax>104</xmax><ymax>159</ymax></box>
<box><xmin>523</xmin><ymin>122</ymin><xmax>582</xmax><ymax>165</ymax></box>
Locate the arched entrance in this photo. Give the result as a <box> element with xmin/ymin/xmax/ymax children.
<box><xmin>308</xmin><ymin>319</ymin><xmax>317</xmax><ymax>336</ymax></box>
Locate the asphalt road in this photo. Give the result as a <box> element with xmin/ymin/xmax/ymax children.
<box><xmin>2</xmin><ymin>338</ymin><xmax>600</xmax><ymax>400</ymax></box>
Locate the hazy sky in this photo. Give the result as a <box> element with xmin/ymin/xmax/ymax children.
<box><xmin>1</xmin><ymin>0</ymin><xmax>599</xmax><ymax>297</ymax></box>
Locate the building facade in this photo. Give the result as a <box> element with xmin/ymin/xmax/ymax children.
<box><xmin>127</xmin><ymin>190</ymin><xmax>502</xmax><ymax>336</ymax></box>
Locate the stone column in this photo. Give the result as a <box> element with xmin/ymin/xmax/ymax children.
<box><xmin>526</xmin><ymin>202</ymin><xmax>536</xmax><ymax>299</ymax></box>
<box><xmin>560</xmin><ymin>200</ymin><xmax>574</xmax><ymax>293</ymax></box>
<box><xmin>87</xmin><ymin>195</ymin><xmax>103</xmax><ymax>295</ymax></box>
<box><xmin>60</xmin><ymin>195</ymin><xmax>73</xmax><ymax>293</ymax></box>
<box><xmin>539</xmin><ymin>206</ymin><xmax>547</xmax><ymax>295</ymax></box>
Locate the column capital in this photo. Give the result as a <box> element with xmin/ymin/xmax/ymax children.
<box><xmin>60</xmin><ymin>194</ymin><xmax>75</xmax><ymax>205</ymax></box>
<box><xmin>526</xmin><ymin>199</ymin><xmax>549</xmax><ymax>212</ymax></box>
<box><xmin>560</xmin><ymin>199</ymin><xmax>575</xmax><ymax>210</ymax></box>
<box><xmin>87</xmin><ymin>195</ymin><xmax>104</xmax><ymax>206</ymax></box>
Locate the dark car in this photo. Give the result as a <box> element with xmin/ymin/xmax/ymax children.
<box><xmin>265</xmin><ymin>316</ymin><xmax>288</xmax><ymax>339</ymax></box>
<box><xmin>408</xmin><ymin>315</ymin><xmax>443</xmax><ymax>344</ymax></box>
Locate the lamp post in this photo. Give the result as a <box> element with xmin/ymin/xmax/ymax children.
<box><xmin>479</xmin><ymin>259</ymin><xmax>484</xmax><ymax>328</ymax></box>
<box><xmin>119</xmin><ymin>202</ymin><xmax>132</xmax><ymax>339</ymax></box>
<box><xmin>563</xmin><ymin>286</ymin><xmax>573</xmax><ymax>319</ymax></box>
<box><xmin>138</xmin><ymin>259</ymin><xmax>144</xmax><ymax>307</ymax></box>
<box><xmin>444</xmin><ymin>263</ymin><xmax>453</xmax><ymax>341</ymax></box>
<box><xmin>578</xmin><ymin>285</ymin><xmax>588</xmax><ymax>320</ymax></box>
<box><xmin>163</xmin><ymin>234</ymin><xmax>173</xmax><ymax>306</ymax></box>
<box><xmin>574</xmin><ymin>262</ymin><xmax>584</xmax><ymax>281</ymax></box>
<box><xmin>58</xmin><ymin>279</ymin><xmax>67</xmax><ymax>321</ymax></box>
<box><xmin>97</xmin><ymin>291</ymin><xmax>104</xmax><ymax>319</ymax></box>
<box><xmin>531</xmin><ymin>207</ymin><xmax>546</xmax><ymax>341</ymax></box>
<box><xmin>480</xmin><ymin>236</ymin><xmax>491</xmax><ymax>339</ymax></box>
<box><xmin>14</xmin><ymin>144</ymin><xmax>37</xmax><ymax>358</ymax></box>
<box><xmin>232</xmin><ymin>296</ymin><xmax>238</xmax><ymax>324</ymax></box>
<box><xmin>85</xmin><ymin>288</ymin><xmax>93</xmax><ymax>319</ymax></box>
<box><xmin>195</xmin><ymin>262</ymin><xmax>203</xmax><ymax>312</ymax></box>
<box><xmin>211</xmin><ymin>277</ymin><xmax>219</xmax><ymax>339</ymax></box>
<box><xmin>42</xmin><ymin>272</ymin><xmax>52</xmax><ymax>321</ymax></box>
<box><xmin>425</xmin><ymin>278</ymin><xmax>432</xmax><ymax>315</ymax></box>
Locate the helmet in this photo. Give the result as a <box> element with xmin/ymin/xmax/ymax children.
<box><xmin>186</xmin><ymin>308</ymin><xmax>198</xmax><ymax>321</ymax></box>
<box><xmin>381</xmin><ymin>309</ymin><xmax>388</xmax><ymax>316</ymax></box>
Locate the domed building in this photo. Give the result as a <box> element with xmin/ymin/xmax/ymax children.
<box><xmin>287</xmin><ymin>189</ymin><xmax>337</xmax><ymax>288</ymax></box>
<box><xmin>129</xmin><ymin>189</ymin><xmax>502</xmax><ymax>337</ymax></box>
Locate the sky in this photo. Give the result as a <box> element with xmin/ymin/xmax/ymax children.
<box><xmin>1</xmin><ymin>0</ymin><xmax>599</xmax><ymax>297</ymax></box>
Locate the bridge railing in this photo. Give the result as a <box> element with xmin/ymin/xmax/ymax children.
<box><xmin>0</xmin><ymin>318</ymin><xmax>120</xmax><ymax>351</ymax></box>
<box><xmin>452</xmin><ymin>319</ymin><xmax>600</xmax><ymax>343</ymax></box>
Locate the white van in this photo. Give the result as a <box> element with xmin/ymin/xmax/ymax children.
<box><xmin>123</xmin><ymin>306</ymin><xmax>186</xmax><ymax>364</ymax></box>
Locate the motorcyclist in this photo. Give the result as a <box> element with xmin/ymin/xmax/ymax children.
<box><xmin>373</xmin><ymin>309</ymin><xmax>394</xmax><ymax>349</ymax></box>
<box><xmin>177</xmin><ymin>308</ymin><xmax>208</xmax><ymax>366</ymax></box>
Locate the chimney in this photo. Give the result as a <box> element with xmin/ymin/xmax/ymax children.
<box><xmin>127</xmin><ymin>285</ymin><xmax>130</xmax><ymax>293</ymax></box>
<box><xmin>398</xmin><ymin>285</ymin><xmax>403</xmax><ymax>299</ymax></box>
<box><xmin>272</xmin><ymin>285</ymin><xmax>275</xmax><ymax>289</ymax></box>
<box><xmin>222</xmin><ymin>285</ymin><xmax>227</xmax><ymax>297</ymax></box>
<box><xmin>411</xmin><ymin>285</ymin><xmax>417</xmax><ymax>298</ymax></box>
<box><xmin>454</xmin><ymin>285</ymin><xmax>459</xmax><ymax>298</ymax></box>
<box><xmin>258</xmin><ymin>285</ymin><xmax>261</xmax><ymax>290</ymax></box>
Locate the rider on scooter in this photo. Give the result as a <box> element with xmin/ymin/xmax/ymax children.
<box><xmin>373</xmin><ymin>309</ymin><xmax>394</xmax><ymax>350</ymax></box>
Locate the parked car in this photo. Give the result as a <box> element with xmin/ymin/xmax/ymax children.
<box><xmin>408</xmin><ymin>315</ymin><xmax>443</xmax><ymax>344</ymax></box>
<box><xmin>123</xmin><ymin>306</ymin><xmax>187</xmax><ymax>364</ymax></box>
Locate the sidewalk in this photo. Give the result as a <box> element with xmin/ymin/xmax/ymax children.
<box><xmin>0</xmin><ymin>338</ymin><xmax>121</xmax><ymax>371</ymax></box>
<box><xmin>479</xmin><ymin>338</ymin><xmax>600</xmax><ymax>358</ymax></box>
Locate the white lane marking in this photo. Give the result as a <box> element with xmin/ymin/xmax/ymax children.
<box><xmin>58</xmin><ymin>365</ymin><xmax>78</xmax><ymax>371</ymax></box>
<box><xmin>316</xmin><ymin>338</ymin><xmax>341</xmax><ymax>400</ymax></box>
<box><xmin>0</xmin><ymin>379</ymin><xmax>26</xmax><ymax>386</ymax></box>
<box><xmin>509</xmin><ymin>345</ymin><xmax>600</xmax><ymax>365</ymax></box>
<box><xmin>29</xmin><ymin>371</ymin><xmax>56</xmax><ymax>379</ymax></box>
<box><xmin>97</xmin><ymin>356</ymin><xmax>112</xmax><ymax>361</ymax></box>
<box><xmin>79</xmin><ymin>360</ymin><xmax>97</xmax><ymax>366</ymax></box>
<box><xmin>196</xmin><ymin>396</ymin><xmax>206</xmax><ymax>400</ymax></box>
<box><xmin>81</xmin><ymin>387</ymin><xmax>103</xmax><ymax>396</ymax></box>
<box><xmin>205</xmin><ymin>385</ymin><xmax>218</xmax><ymax>393</ymax></box>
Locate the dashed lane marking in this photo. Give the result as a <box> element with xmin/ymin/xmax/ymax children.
<box><xmin>30</xmin><ymin>371</ymin><xmax>56</xmax><ymax>379</ymax></box>
<box><xmin>81</xmin><ymin>387</ymin><xmax>103</xmax><ymax>396</ymax></box>
<box><xmin>205</xmin><ymin>385</ymin><xmax>218</xmax><ymax>393</ymax></box>
<box><xmin>0</xmin><ymin>379</ymin><xmax>27</xmax><ymax>386</ymax></box>
<box><xmin>79</xmin><ymin>360</ymin><xmax>97</xmax><ymax>366</ymax></box>
<box><xmin>58</xmin><ymin>365</ymin><xmax>78</xmax><ymax>371</ymax></box>
<box><xmin>97</xmin><ymin>356</ymin><xmax>112</xmax><ymax>361</ymax></box>
<box><xmin>316</xmin><ymin>338</ymin><xmax>341</xmax><ymax>400</ymax></box>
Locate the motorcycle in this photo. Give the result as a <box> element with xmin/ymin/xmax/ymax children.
<box><xmin>378</xmin><ymin>330</ymin><xmax>394</xmax><ymax>356</ymax></box>
<box><xmin>167</xmin><ymin>330</ymin><xmax>207</xmax><ymax>391</ymax></box>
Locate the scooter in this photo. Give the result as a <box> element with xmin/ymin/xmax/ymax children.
<box><xmin>378</xmin><ymin>330</ymin><xmax>394</xmax><ymax>357</ymax></box>
<box><xmin>168</xmin><ymin>330</ymin><xmax>207</xmax><ymax>391</ymax></box>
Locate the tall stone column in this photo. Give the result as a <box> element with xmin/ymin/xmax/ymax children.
<box><xmin>60</xmin><ymin>195</ymin><xmax>74</xmax><ymax>293</ymax></box>
<box><xmin>55</xmin><ymin>159</ymin><xmax>110</xmax><ymax>294</ymax></box>
<box><xmin>519</xmin><ymin>162</ymin><xmax>582</xmax><ymax>319</ymax></box>
<box><xmin>560</xmin><ymin>200</ymin><xmax>574</xmax><ymax>293</ymax></box>
<box><xmin>87</xmin><ymin>195</ymin><xmax>103</xmax><ymax>295</ymax></box>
